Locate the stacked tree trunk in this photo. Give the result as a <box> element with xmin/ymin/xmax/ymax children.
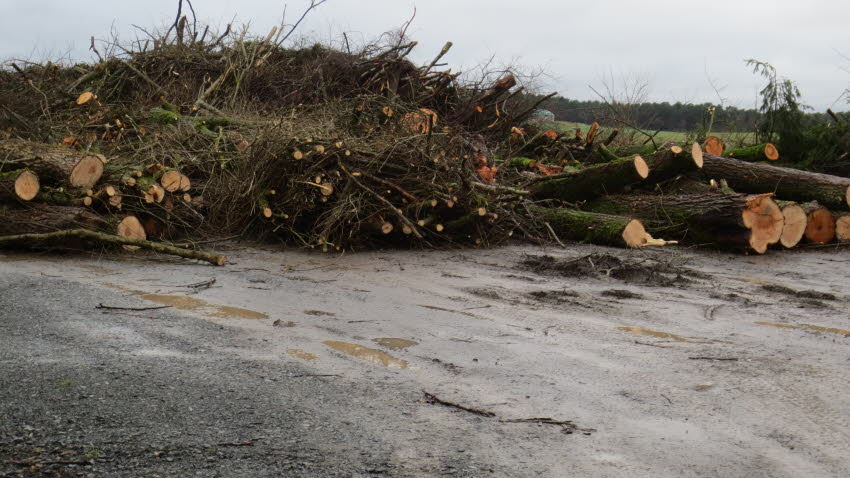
<box><xmin>0</xmin><ymin>138</ymin><xmax>221</xmax><ymax>263</ymax></box>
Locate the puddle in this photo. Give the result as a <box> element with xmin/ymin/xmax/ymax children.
<box><xmin>323</xmin><ymin>340</ymin><xmax>408</xmax><ymax>369</ymax></box>
<box><xmin>287</xmin><ymin>349</ymin><xmax>317</xmax><ymax>361</ymax></box>
<box><xmin>305</xmin><ymin>310</ymin><xmax>336</xmax><ymax>317</ymax></box>
<box><xmin>101</xmin><ymin>284</ymin><xmax>268</xmax><ymax>320</ymax></box>
<box><xmin>372</xmin><ymin>338</ymin><xmax>418</xmax><ymax>350</ymax></box>
<box><xmin>755</xmin><ymin>322</ymin><xmax>850</xmax><ymax>336</ymax></box>
<box><xmin>617</xmin><ymin>326</ymin><xmax>690</xmax><ymax>342</ymax></box>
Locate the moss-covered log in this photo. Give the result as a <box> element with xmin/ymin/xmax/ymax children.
<box><xmin>35</xmin><ymin>186</ymin><xmax>93</xmax><ymax>207</ymax></box>
<box><xmin>723</xmin><ymin>143</ymin><xmax>779</xmax><ymax>162</ymax></box>
<box><xmin>527</xmin><ymin>206</ymin><xmax>668</xmax><ymax>248</ymax></box>
<box><xmin>700</xmin><ymin>153</ymin><xmax>850</xmax><ymax>209</ymax></box>
<box><xmin>0</xmin><ymin>169</ymin><xmax>39</xmax><ymax>201</ymax></box>
<box><xmin>583</xmin><ymin>192</ymin><xmax>784</xmax><ymax>254</ymax></box>
<box><xmin>0</xmin><ymin>229</ymin><xmax>226</xmax><ymax>266</ymax></box>
<box><xmin>0</xmin><ymin>139</ymin><xmax>103</xmax><ymax>188</ymax></box>
<box><xmin>530</xmin><ymin>155</ymin><xmax>649</xmax><ymax>202</ymax></box>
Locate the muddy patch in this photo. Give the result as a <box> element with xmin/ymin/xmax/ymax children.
<box><xmin>617</xmin><ymin>326</ymin><xmax>709</xmax><ymax>343</ymax></box>
<box><xmin>304</xmin><ymin>310</ymin><xmax>336</xmax><ymax>317</ymax></box>
<box><xmin>601</xmin><ymin>289</ymin><xmax>644</xmax><ymax>300</ymax></box>
<box><xmin>519</xmin><ymin>253</ymin><xmax>703</xmax><ymax>287</ymax></box>
<box><xmin>323</xmin><ymin>340</ymin><xmax>408</xmax><ymax>369</ymax></box>
<box><xmin>372</xmin><ymin>338</ymin><xmax>418</xmax><ymax>350</ymax></box>
<box><xmin>761</xmin><ymin>284</ymin><xmax>837</xmax><ymax>301</ymax></box>
<box><xmin>119</xmin><ymin>289</ymin><xmax>269</xmax><ymax>320</ymax></box>
<box><xmin>287</xmin><ymin>348</ymin><xmax>318</xmax><ymax>361</ymax></box>
<box><xmin>755</xmin><ymin>321</ymin><xmax>850</xmax><ymax>336</ymax></box>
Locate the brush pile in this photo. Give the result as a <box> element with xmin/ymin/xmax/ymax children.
<box><xmin>1</xmin><ymin>18</ymin><xmax>849</xmax><ymax>264</ymax></box>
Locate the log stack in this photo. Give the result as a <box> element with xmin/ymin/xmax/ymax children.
<box><xmin>3</xmin><ymin>25</ymin><xmax>850</xmax><ymax>261</ymax></box>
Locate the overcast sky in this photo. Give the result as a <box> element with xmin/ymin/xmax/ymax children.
<box><xmin>2</xmin><ymin>0</ymin><xmax>848</xmax><ymax>111</ymax></box>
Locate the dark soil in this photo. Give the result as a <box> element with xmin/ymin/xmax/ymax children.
<box><xmin>600</xmin><ymin>289</ymin><xmax>644</xmax><ymax>300</ymax></box>
<box><xmin>761</xmin><ymin>284</ymin><xmax>837</xmax><ymax>301</ymax></box>
<box><xmin>519</xmin><ymin>253</ymin><xmax>703</xmax><ymax>288</ymax></box>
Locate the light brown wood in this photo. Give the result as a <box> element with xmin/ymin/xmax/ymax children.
<box><xmin>801</xmin><ymin>202</ymin><xmax>835</xmax><ymax>244</ymax></box>
<box><xmin>741</xmin><ymin>194</ymin><xmax>785</xmax><ymax>253</ymax></box>
<box><xmin>777</xmin><ymin>202</ymin><xmax>807</xmax><ymax>248</ymax></box>
<box><xmin>764</xmin><ymin>143</ymin><xmax>779</xmax><ymax>161</ymax></box>
<box><xmin>0</xmin><ymin>170</ymin><xmax>40</xmax><ymax>201</ymax></box>
<box><xmin>835</xmin><ymin>214</ymin><xmax>850</xmax><ymax>242</ymax></box>
<box><xmin>160</xmin><ymin>170</ymin><xmax>183</xmax><ymax>192</ymax></box>
<box><xmin>117</xmin><ymin>215</ymin><xmax>146</xmax><ymax>251</ymax></box>
<box><xmin>634</xmin><ymin>156</ymin><xmax>649</xmax><ymax>179</ymax></box>
<box><xmin>703</xmin><ymin>136</ymin><xmax>724</xmax><ymax>156</ymax></box>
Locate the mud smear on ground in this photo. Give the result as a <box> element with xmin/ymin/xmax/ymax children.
<box><xmin>372</xmin><ymin>338</ymin><xmax>418</xmax><ymax>350</ymax></box>
<box><xmin>323</xmin><ymin>340</ymin><xmax>409</xmax><ymax>369</ymax></box>
<box><xmin>761</xmin><ymin>284</ymin><xmax>838</xmax><ymax>307</ymax></box>
<box><xmin>519</xmin><ymin>253</ymin><xmax>705</xmax><ymax>287</ymax></box>
<box><xmin>755</xmin><ymin>321</ymin><xmax>850</xmax><ymax>336</ymax></box>
<box><xmin>601</xmin><ymin>289</ymin><xmax>644</xmax><ymax>300</ymax></box>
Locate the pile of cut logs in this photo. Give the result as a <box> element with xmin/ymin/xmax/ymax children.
<box><xmin>507</xmin><ymin>132</ymin><xmax>850</xmax><ymax>253</ymax></box>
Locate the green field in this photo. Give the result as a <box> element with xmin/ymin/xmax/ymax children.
<box><xmin>547</xmin><ymin>121</ymin><xmax>755</xmax><ymax>147</ymax></box>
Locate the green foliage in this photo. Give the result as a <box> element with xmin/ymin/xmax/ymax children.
<box><xmin>745</xmin><ymin>59</ymin><xmax>809</xmax><ymax>157</ymax></box>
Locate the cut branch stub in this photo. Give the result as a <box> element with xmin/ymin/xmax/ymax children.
<box><xmin>160</xmin><ymin>170</ymin><xmax>183</xmax><ymax>192</ymax></box>
<box><xmin>117</xmin><ymin>215</ymin><xmax>147</xmax><ymax>251</ymax></box>
<box><xmin>528</xmin><ymin>206</ymin><xmax>671</xmax><ymax>248</ymax></box>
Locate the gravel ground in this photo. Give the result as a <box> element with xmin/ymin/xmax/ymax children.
<box><xmin>1</xmin><ymin>244</ymin><xmax>849</xmax><ymax>477</ymax></box>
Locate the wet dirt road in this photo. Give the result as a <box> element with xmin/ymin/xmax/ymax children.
<box><xmin>1</xmin><ymin>244</ymin><xmax>849</xmax><ymax>477</ymax></box>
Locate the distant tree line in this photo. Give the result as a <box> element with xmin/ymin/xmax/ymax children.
<box><xmin>534</xmin><ymin>95</ymin><xmax>830</xmax><ymax>133</ymax></box>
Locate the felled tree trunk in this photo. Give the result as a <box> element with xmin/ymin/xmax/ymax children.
<box><xmin>0</xmin><ymin>169</ymin><xmax>39</xmax><ymax>201</ymax></box>
<box><xmin>0</xmin><ymin>139</ymin><xmax>103</xmax><ymax>188</ymax></box>
<box><xmin>0</xmin><ymin>203</ymin><xmax>107</xmax><ymax>235</ymax></box>
<box><xmin>800</xmin><ymin>201</ymin><xmax>835</xmax><ymax>244</ymax></box>
<box><xmin>645</xmin><ymin>142</ymin><xmax>703</xmax><ymax>183</ymax></box>
<box><xmin>723</xmin><ymin>143</ymin><xmax>779</xmax><ymax>161</ymax></box>
<box><xmin>583</xmin><ymin>192</ymin><xmax>785</xmax><ymax>254</ymax></box>
<box><xmin>530</xmin><ymin>155</ymin><xmax>649</xmax><ymax>202</ymax></box>
<box><xmin>527</xmin><ymin>206</ymin><xmax>669</xmax><ymax>248</ymax></box>
<box><xmin>700</xmin><ymin>153</ymin><xmax>850</xmax><ymax>209</ymax></box>
<box><xmin>774</xmin><ymin>201</ymin><xmax>807</xmax><ymax>248</ymax></box>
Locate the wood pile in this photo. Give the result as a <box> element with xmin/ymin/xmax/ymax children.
<box><xmin>2</xmin><ymin>20</ymin><xmax>850</xmax><ymax>263</ymax></box>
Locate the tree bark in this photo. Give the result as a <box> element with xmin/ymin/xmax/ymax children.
<box><xmin>723</xmin><ymin>143</ymin><xmax>779</xmax><ymax>162</ymax></box>
<box><xmin>0</xmin><ymin>203</ymin><xmax>108</xmax><ymax>235</ymax></box>
<box><xmin>645</xmin><ymin>142</ymin><xmax>703</xmax><ymax>184</ymax></box>
<box><xmin>0</xmin><ymin>169</ymin><xmax>39</xmax><ymax>201</ymax></box>
<box><xmin>0</xmin><ymin>229</ymin><xmax>226</xmax><ymax>266</ymax></box>
<box><xmin>526</xmin><ymin>206</ymin><xmax>668</xmax><ymax>248</ymax></box>
<box><xmin>530</xmin><ymin>155</ymin><xmax>649</xmax><ymax>202</ymax></box>
<box><xmin>583</xmin><ymin>192</ymin><xmax>784</xmax><ymax>254</ymax></box>
<box><xmin>700</xmin><ymin>153</ymin><xmax>850</xmax><ymax>209</ymax></box>
<box><xmin>0</xmin><ymin>139</ymin><xmax>104</xmax><ymax>188</ymax></box>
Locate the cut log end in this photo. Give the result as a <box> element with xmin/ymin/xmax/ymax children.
<box><xmin>691</xmin><ymin>142</ymin><xmax>704</xmax><ymax>168</ymax></box>
<box><xmin>836</xmin><ymin>216</ymin><xmax>850</xmax><ymax>242</ymax></box>
<box><xmin>117</xmin><ymin>216</ymin><xmax>147</xmax><ymax>251</ymax></box>
<box><xmin>741</xmin><ymin>195</ymin><xmax>784</xmax><ymax>254</ymax></box>
<box><xmin>69</xmin><ymin>155</ymin><xmax>104</xmax><ymax>189</ymax></box>
<box><xmin>703</xmin><ymin>136</ymin><xmax>724</xmax><ymax>156</ymax></box>
<box><xmin>161</xmin><ymin>170</ymin><xmax>182</xmax><ymax>192</ymax></box>
<box><xmin>779</xmin><ymin>204</ymin><xmax>807</xmax><ymax>248</ymax></box>
<box><xmin>805</xmin><ymin>207</ymin><xmax>836</xmax><ymax>244</ymax></box>
<box><xmin>633</xmin><ymin>156</ymin><xmax>649</xmax><ymax>179</ymax></box>
<box><xmin>15</xmin><ymin>170</ymin><xmax>40</xmax><ymax>201</ymax></box>
<box><xmin>764</xmin><ymin>143</ymin><xmax>779</xmax><ymax>161</ymax></box>
<box><xmin>381</xmin><ymin>222</ymin><xmax>394</xmax><ymax>234</ymax></box>
<box><xmin>262</xmin><ymin>207</ymin><xmax>273</xmax><ymax>218</ymax></box>
<box><xmin>622</xmin><ymin>219</ymin><xmax>676</xmax><ymax>248</ymax></box>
